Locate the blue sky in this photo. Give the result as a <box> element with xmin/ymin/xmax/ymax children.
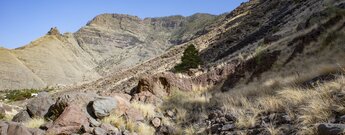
<box><xmin>0</xmin><ymin>0</ymin><xmax>247</xmax><ymax>49</ymax></box>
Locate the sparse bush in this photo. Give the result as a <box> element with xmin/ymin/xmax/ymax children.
<box><xmin>174</xmin><ymin>44</ymin><xmax>202</xmax><ymax>72</ymax></box>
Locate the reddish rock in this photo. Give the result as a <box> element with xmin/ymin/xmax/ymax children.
<box><xmin>100</xmin><ymin>123</ymin><xmax>119</xmax><ymax>133</ymax></box>
<box><xmin>7</xmin><ymin>123</ymin><xmax>32</xmax><ymax>135</ymax></box>
<box><xmin>131</xmin><ymin>91</ymin><xmax>162</xmax><ymax>105</ymax></box>
<box><xmin>112</xmin><ymin>95</ymin><xmax>131</xmax><ymax>117</ymax></box>
<box><xmin>0</xmin><ymin>121</ymin><xmax>43</xmax><ymax>135</ymax></box>
<box><xmin>47</xmin><ymin>104</ymin><xmax>89</xmax><ymax>134</ymax></box>
<box><xmin>125</xmin><ymin>108</ymin><xmax>144</xmax><ymax>121</ymax></box>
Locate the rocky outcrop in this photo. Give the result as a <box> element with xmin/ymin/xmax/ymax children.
<box><xmin>130</xmin><ymin>63</ymin><xmax>239</xmax><ymax>104</ymax></box>
<box><xmin>47</xmin><ymin>27</ymin><xmax>61</xmax><ymax>36</ymax></box>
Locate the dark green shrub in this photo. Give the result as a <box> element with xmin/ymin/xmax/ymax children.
<box><xmin>5</xmin><ymin>89</ymin><xmax>39</xmax><ymax>102</ymax></box>
<box><xmin>174</xmin><ymin>44</ymin><xmax>202</xmax><ymax>72</ymax></box>
<box><xmin>0</xmin><ymin>113</ymin><xmax>4</xmax><ymax>120</ymax></box>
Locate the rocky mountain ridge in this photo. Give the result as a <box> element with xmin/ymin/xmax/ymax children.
<box><xmin>0</xmin><ymin>13</ymin><xmax>220</xmax><ymax>90</ymax></box>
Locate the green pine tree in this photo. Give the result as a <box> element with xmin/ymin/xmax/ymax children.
<box><xmin>174</xmin><ymin>44</ymin><xmax>202</xmax><ymax>72</ymax></box>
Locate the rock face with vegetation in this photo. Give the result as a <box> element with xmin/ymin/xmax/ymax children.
<box><xmin>1</xmin><ymin>0</ymin><xmax>345</xmax><ymax>134</ymax></box>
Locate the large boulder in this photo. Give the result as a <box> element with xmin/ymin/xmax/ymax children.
<box><xmin>47</xmin><ymin>104</ymin><xmax>89</xmax><ymax>134</ymax></box>
<box><xmin>12</xmin><ymin>110</ymin><xmax>31</xmax><ymax>122</ymax></box>
<box><xmin>92</xmin><ymin>97</ymin><xmax>117</xmax><ymax>119</ymax></box>
<box><xmin>317</xmin><ymin>123</ymin><xmax>345</xmax><ymax>135</ymax></box>
<box><xmin>26</xmin><ymin>92</ymin><xmax>55</xmax><ymax>118</ymax></box>
<box><xmin>46</xmin><ymin>92</ymin><xmax>98</xmax><ymax>120</ymax></box>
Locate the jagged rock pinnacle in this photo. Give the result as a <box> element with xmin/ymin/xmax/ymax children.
<box><xmin>47</xmin><ymin>27</ymin><xmax>61</xmax><ymax>35</ymax></box>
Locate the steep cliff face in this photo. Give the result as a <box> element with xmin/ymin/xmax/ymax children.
<box><xmin>74</xmin><ymin>13</ymin><xmax>219</xmax><ymax>75</ymax></box>
<box><xmin>0</xmin><ymin>13</ymin><xmax>218</xmax><ymax>90</ymax></box>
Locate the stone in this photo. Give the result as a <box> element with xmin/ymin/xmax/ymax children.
<box><xmin>225</xmin><ymin>113</ymin><xmax>236</xmax><ymax>121</ymax></box>
<box><xmin>221</xmin><ymin>124</ymin><xmax>235</xmax><ymax>131</ymax></box>
<box><xmin>92</xmin><ymin>97</ymin><xmax>117</xmax><ymax>119</ymax></box>
<box><xmin>26</xmin><ymin>92</ymin><xmax>55</xmax><ymax>118</ymax></box>
<box><xmin>94</xmin><ymin>127</ymin><xmax>107</xmax><ymax>135</ymax></box>
<box><xmin>166</xmin><ymin>110</ymin><xmax>175</xmax><ymax>118</ymax></box>
<box><xmin>151</xmin><ymin>117</ymin><xmax>161</xmax><ymax>128</ymax></box>
<box><xmin>89</xmin><ymin>117</ymin><xmax>101</xmax><ymax>127</ymax></box>
<box><xmin>47</xmin><ymin>104</ymin><xmax>89</xmax><ymax>134</ymax></box>
<box><xmin>100</xmin><ymin>123</ymin><xmax>119</xmax><ymax>133</ymax></box>
<box><xmin>12</xmin><ymin>110</ymin><xmax>31</xmax><ymax>122</ymax></box>
<box><xmin>317</xmin><ymin>123</ymin><xmax>345</xmax><ymax>135</ymax></box>
<box><xmin>39</xmin><ymin>121</ymin><xmax>53</xmax><ymax>130</ymax></box>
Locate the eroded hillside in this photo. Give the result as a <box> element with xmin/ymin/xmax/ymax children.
<box><xmin>0</xmin><ymin>14</ymin><xmax>219</xmax><ymax>90</ymax></box>
<box><xmin>1</xmin><ymin>0</ymin><xmax>345</xmax><ymax>134</ymax></box>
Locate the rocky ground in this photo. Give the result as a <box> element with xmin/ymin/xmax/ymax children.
<box><xmin>1</xmin><ymin>0</ymin><xmax>345</xmax><ymax>135</ymax></box>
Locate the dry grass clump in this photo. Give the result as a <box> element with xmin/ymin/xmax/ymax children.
<box><xmin>276</xmin><ymin>87</ymin><xmax>310</xmax><ymax>107</ymax></box>
<box><xmin>137</xmin><ymin>122</ymin><xmax>155</xmax><ymax>135</ymax></box>
<box><xmin>131</xmin><ymin>101</ymin><xmax>156</xmax><ymax>119</ymax></box>
<box><xmin>102</xmin><ymin>114</ymin><xmax>155</xmax><ymax>134</ymax></box>
<box><xmin>222</xmin><ymin>97</ymin><xmax>261</xmax><ymax>128</ymax></box>
<box><xmin>160</xmin><ymin>89</ymin><xmax>210</xmax><ymax>132</ymax></box>
<box><xmin>184</xmin><ymin>125</ymin><xmax>197</xmax><ymax>135</ymax></box>
<box><xmin>24</xmin><ymin>118</ymin><xmax>45</xmax><ymax>128</ymax></box>
<box><xmin>217</xmin><ymin>71</ymin><xmax>345</xmax><ymax>130</ymax></box>
<box><xmin>257</xmin><ymin>96</ymin><xmax>284</xmax><ymax>113</ymax></box>
<box><xmin>101</xmin><ymin>114</ymin><xmax>126</xmax><ymax>129</ymax></box>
